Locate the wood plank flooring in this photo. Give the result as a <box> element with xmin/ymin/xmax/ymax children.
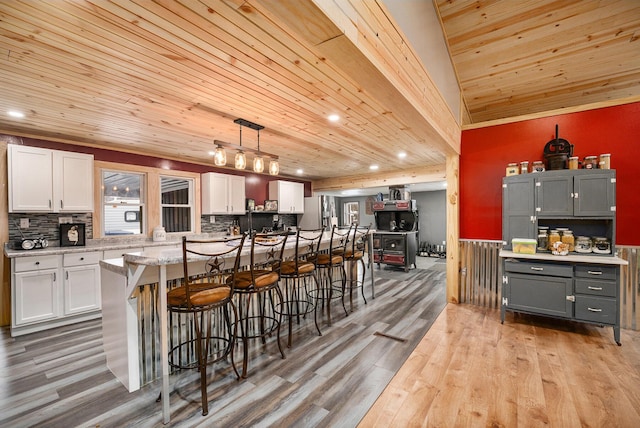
<box><xmin>0</xmin><ymin>260</ymin><xmax>447</xmax><ymax>427</ymax></box>
<box><xmin>361</xmin><ymin>302</ymin><xmax>640</xmax><ymax>427</ymax></box>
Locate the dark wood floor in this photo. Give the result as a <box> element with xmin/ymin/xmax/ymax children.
<box><xmin>0</xmin><ymin>260</ymin><xmax>447</xmax><ymax>427</ymax></box>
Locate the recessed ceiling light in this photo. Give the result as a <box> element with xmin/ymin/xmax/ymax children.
<box><xmin>369</xmin><ymin>164</ymin><xmax>379</xmax><ymax>170</ymax></box>
<box><xmin>328</xmin><ymin>114</ymin><xmax>340</xmax><ymax>122</ymax></box>
<box><xmin>296</xmin><ymin>169</ymin><xmax>303</xmax><ymax>175</ymax></box>
<box><xmin>8</xmin><ymin>110</ymin><xmax>25</xmax><ymax>118</ymax></box>
<box><xmin>398</xmin><ymin>152</ymin><xmax>407</xmax><ymax>159</ymax></box>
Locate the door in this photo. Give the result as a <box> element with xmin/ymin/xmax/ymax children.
<box><xmin>502</xmin><ymin>175</ymin><xmax>536</xmax><ymax>246</ymax></box>
<box><xmin>14</xmin><ymin>269</ymin><xmax>59</xmax><ymax>325</ymax></box>
<box><xmin>8</xmin><ymin>145</ymin><xmax>54</xmax><ymax>212</ymax></box>
<box><xmin>54</xmin><ymin>151</ymin><xmax>94</xmax><ymax>212</ymax></box>
<box><xmin>535</xmin><ymin>174</ymin><xmax>573</xmax><ymax>217</ymax></box>
<box><xmin>64</xmin><ymin>265</ymin><xmax>101</xmax><ymax>315</ymax></box>
<box><xmin>573</xmin><ymin>171</ymin><xmax>615</xmax><ymax>217</ymax></box>
<box><xmin>505</xmin><ymin>273</ymin><xmax>573</xmax><ymax>318</ymax></box>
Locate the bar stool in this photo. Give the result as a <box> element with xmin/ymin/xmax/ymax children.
<box><xmin>166</xmin><ymin>234</ymin><xmax>246</xmax><ymax>416</ymax></box>
<box><xmin>228</xmin><ymin>231</ymin><xmax>288</xmax><ymax>378</ymax></box>
<box><xmin>278</xmin><ymin>228</ymin><xmax>324</xmax><ymax>347</ymax></box>
<box><xmin>343</xmin><ymin>223</ymin><xmax>371</xmax><ymax>311</ymax></box>
<box><xmin>310</xmin><ymin>224</ymin><xmax>351</xmax><ymax>326</ymax></box>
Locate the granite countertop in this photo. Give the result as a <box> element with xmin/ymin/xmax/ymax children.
<box><xmin>499</xmin><ymin>249</ymin><xmax>629</xmax><ymax>265</ymax></box>
<box><xmin>4</xmin><ymin>233</ymin><xmax>228</xmax><ymax>258</ymax></box>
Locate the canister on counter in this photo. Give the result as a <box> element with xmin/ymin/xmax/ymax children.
<box><xmin>583</xmin><ymin>156</ymin><xmax>598</xmax><ymax>169</ymax></box>
<box><xmin>575</xmin><ymin>236</ymin><xmax>592</xmax><ymax>253</ymax></box>
<box><xmin>592</xmin><ymin>237</ymin><xmax>611</xmax><ymax>254</ymax></box>
<box><xmin>561</xmin><ymin>229</ymin><xmax>575</xmax><ymax>252</ymax></box>
<box><xmin>599</xmin><ymin>153</ymin><xmax>611</xmax><ymax>169</ymax></box>
<box><xmin>520</xmin><ymin>161</ymin><xmax>529</xmax><ymax>174</ymax></box>
<box><xmin>548</xmin><ymin>230</ymin><xmax>561</xmax><ymax>251</ymax></box>
<box><xmin>537</xmin><ymin>227</ymin><xmax>549</xmax><ymax>251</ymax></box>
<box><xmin>568</xmin><ymin>156</ymin><xmax>579</xmax><ymax>169</ymax></box>
<box><xmin>506</xmin><ymin>163</ymin><xmax>519</xmax><ymax>176</ymax></box>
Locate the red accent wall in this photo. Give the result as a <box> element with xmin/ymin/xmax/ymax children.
<box><xmin>12</xmin><ymin>136</ymin><xmax>312</xmax><ymax>204</ymax></box>
<box><xmin>460</xmin><ymin>102</ymin><xmax>640</xmax><ymax>245</ymax></box>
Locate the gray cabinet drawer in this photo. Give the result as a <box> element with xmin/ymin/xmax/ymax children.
<box><xmin>504</xmin><ymin>260</ymin><xmax>573</xmax><ymax>278</ymax></box>
<box><xmin>575</xmin><ymin>296</ymin><xmax>616</xmax><ymax>324</ymax></box>
<box><xmin>574</xmin><ymin>265</ymin><xmax>616</xmax><ymax>281</ymax></box>
<box><xmin>574</xmin><ymin>278</ymin><xmax>616</xmax><ymax>297</ymax></box>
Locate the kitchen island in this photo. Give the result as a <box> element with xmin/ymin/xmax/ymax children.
<box><xmin>99</xmin><ymin>230</ymin><xmax>375</xmax><ymax>424</ymax></box>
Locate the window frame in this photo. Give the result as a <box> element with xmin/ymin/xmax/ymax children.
<box><xmin>159</xmin><ymin>175</ymin><xmax>195</xmax><ymax>234</ymax></box>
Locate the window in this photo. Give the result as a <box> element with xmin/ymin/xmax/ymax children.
<box><xmin>344</xmin><ymin>201</ymin><xmax>359</xmax><ymax>225</ymax></box>
<box><xmin>160</xmin><ymin>176</ymin><xmax>194</xmax><ymax>233</ymax></box>
<box><xmin>102</xmin><ymin>171</ymin><xmax>144</xmax><ymax>236</ymax></box>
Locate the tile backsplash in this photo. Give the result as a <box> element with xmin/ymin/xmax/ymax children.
<box><xmin>8</xmin><ymin>213</ymin><xmax>93</xmax><ymax>249</ymax></box>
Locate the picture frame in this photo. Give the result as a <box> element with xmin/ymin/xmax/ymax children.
<box><xmin>264</xmin><ymin>199</ymin><xmax>278</xmax><ymax>212</ymax></box>
<box><xmin>60</xmin><ymin>223</ymin><xmax>86</xmax><ymax>247</ymax></box>
<box><xmin>246</xmin><ymin>198</ymin><xmax>255</xmax><ymax>211</ymax></box>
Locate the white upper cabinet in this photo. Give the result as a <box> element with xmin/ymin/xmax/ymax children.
<box><xmin>269</xmin><ymin>180</ymin><xmax>305</xmax><ymax>213</ymax></box>
<box><xmin>8</xmin><ymin>145</ymin><xmax>94</xmax><ymax>213</ymax></box>
<box><xmin>201</xmin><ymin>172</ymin><xmax>246</xmax><ymax>214</ymax></box>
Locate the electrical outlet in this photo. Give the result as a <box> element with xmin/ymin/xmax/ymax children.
<box><xmin>20</xmin><ymin>218</ymin><xmax>29</xmax><ymax>228</ymax></box>
<box><xmin>209</xmin><ymin>216</ymin><xmax>215</xmax><ymax>223</ymax></box>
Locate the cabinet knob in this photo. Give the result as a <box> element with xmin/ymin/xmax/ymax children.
<box><xmin>35</xmin><ymin>261</ymin><xmax>40</xmax><ymax>265</ymax></box>
<box><xmin>80</xmin><ymin>257</ymin><xmax>84</xmax><ymax>261</ymax></box>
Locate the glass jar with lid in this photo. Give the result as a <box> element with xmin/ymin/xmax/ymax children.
<box><xmin>575</xmin><ymin>236</ymin><xmax>592</xmax><ymax>253</ymax></box>
<box><xmin>592</xmin><ymin>237</ymin><xmax>611</xmax><ymax>254</ymax></box>
<box><xmin>532</xmin><ymin>161</ymin><xmax>545</xmax><ymax>173</ymax></box>
<box><xmin>537</xmin><ymin>227</ymin><xmax>549</xmax><ymax>251</ymax></box>
<box><xmin>583</xmin><ymin>156</ymin><xmax>598</xmax><ymax>169</ymax></box>
<box><xmin>548</xmin><ymin>230</ymin><xmax>561</xmax><ymax>251</ymax></box>
<box><xmin>561</xmin><ymin>229</ymin><xmax>575</xmax><ymax>252</ymax></box>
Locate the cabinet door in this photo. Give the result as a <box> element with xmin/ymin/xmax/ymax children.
<box><xmin>502</xmin><ymin>175</ymin><xmax>536</xmax><ymax>246</ymax></box>
<box><xmin>202</xmin><ymin>172</ymin><xmax>229</xmax><ymax>214</ymax></box>
<box><xmin>505</xmin><ymin>273</ymin><xmax>573</xmax><ymax>318</ymax></box>
<box><xmin>573</xmin><ymin>171</ymin><xmax>615</xmax><ymax>217</ymax></box>
<box><xmin>64</xmin><ymin>265</ymin><xmax>101</xmax><ymax>315</ymax></box>
<box><xmin>227</xmin><ymin>175</ymin><xmax>246</xmax><ymax>214</ymax></box>
<box><xmin>289</xmin><ymin>182</ymin><xmax>305</xmax><ymax>213</ymax></box>
<box><xmin>536</xmin><ymin>175</ymin><xmax>573</xmax><ymax>217</ymax></box>
<box><xmin>54</xmin><ymin>151</ymin><xmax>94</xmax><ymax>212</ymax></box>
<box><xmin>14</xmin><ymin>269</ymin><xmax>59</xmax><ymax>325</ymax></box>
<box><xmin>8</xmin><ymin>145</ymin><xmax>54</xmax><ymax>212</ymax></box>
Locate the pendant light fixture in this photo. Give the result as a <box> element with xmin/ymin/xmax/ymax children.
<box><xmin>253</xmin><ymin>129</ymin><xmax>264</xmax><ymax>173</ymax></box>
<box><xmin>213</xmin><ymin>118</ymin><xmax>279</xmax><ymax>175</ymax></box>
<box><xmin>234</xmin><ymin>124</ymin><xmax>246</xmax><ymax>170</ymax></box>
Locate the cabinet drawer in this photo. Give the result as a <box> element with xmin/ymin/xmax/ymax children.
<box><xmin>14</xmin><ymin>255</ymin><xmax>60</xmax><ymax>272</ymax></box>
<box><xmin>63</xmin><ymin>251</ymin><xmax>103</xmax><ymax>267</ymax></box>
<box><xmin>574</xmin><ymin>278</ymin><xmax>616</xmax><ymax>297</ymax></box>
<box><xmin>574</xmin><ymin>265</ymin><xmax>617</xmax><ymax>281</ymax></box>
<box><xmin>504</xmin><ymin>260</ymin><xmax>572</xmax><ymax>278</ymax></box>
<box><xmin>575</xmin><ymin>296</ymin><xmax>616</xmax><ymax>324</ymax></box>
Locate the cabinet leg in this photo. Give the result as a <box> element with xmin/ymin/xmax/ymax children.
<box><xmin>614</xmin><ymin>325</ymin><xmax>621</xmax><ymax>346</ymax></box>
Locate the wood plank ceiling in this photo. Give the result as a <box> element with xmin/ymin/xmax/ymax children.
<box><xmin>0</xmin><ymin>1</ymin><xmax>639</xmax><ymax>185</ymax></box>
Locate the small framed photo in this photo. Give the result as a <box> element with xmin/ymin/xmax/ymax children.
<box><xmin>265</xmin><ymin>200</ymin><xmax>278</xmax><ymax>212</ymax></box>
<box><xmin>60</xmin><ymin>223</ymin><xmax>86</xmax><ymax>247</ymax></box>
<box><xmin>246</xmin><ymin>198</ymin><xmax>255</xmax><ymax>211</ymax></box>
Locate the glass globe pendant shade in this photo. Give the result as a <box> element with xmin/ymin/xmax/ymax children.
<box><xmin>213</xmin><ymin>146</ymin><xmax>226</xmax><ymax>166</ymax></box>
<box><xmin>269</xmin><ymin>159</ymin><xmax>280</xmax><ymax>175</ymax></box>
<box><xmin>235</xmin><ymin>151</ymin><xmax>246</xmax><ymax>170</ymax></box>
<box><xmin>253</xmin><ymin>155</ymin><xmax>264</xmax><ymax>173</ymax></box>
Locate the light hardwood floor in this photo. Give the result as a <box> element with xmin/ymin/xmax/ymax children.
<box><xmin>361</xmin><ymin>303</ymin><xmax>640</xmax><ymax>427</ymax></box>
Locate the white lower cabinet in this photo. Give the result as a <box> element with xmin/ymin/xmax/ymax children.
<box><xmin>11</xmin><ymin>252</ymin><xmax>102</xmax><ymax>336</ymax></box>
<box><xmin>63</xmin><ymin>252</ymin><xmax>102</xmax><ymax>315</ymax></box>
<box><xmin>14</xmin><ymin>266</ymin><xmax>59</xmax><ymax>326</ymax></box>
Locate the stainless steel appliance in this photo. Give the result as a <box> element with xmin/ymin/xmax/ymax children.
<box><xmin>298</xmin><ymin>195</ymin><xmax>335</xmax><ymax>230</ymax></box>
<box><xmin>372</xmin><ymin>199</ymin><xmax>418</xmax><ymax>271</ymax></box>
